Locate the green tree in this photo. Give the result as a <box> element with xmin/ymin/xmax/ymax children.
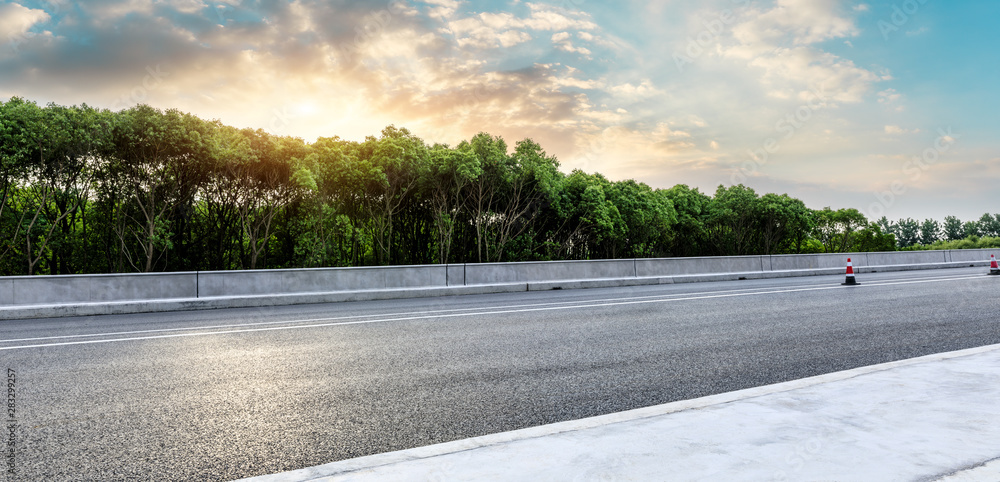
<box><xmin>919</xmin><ymin>218</ymin><xmax>940</xmax><ymax>245</ymax></box>
<box><xmin>0</xmin><ymin>100</ymin><xmax>107</xmax><ymax>274</ymax></box>
<box><xmin>963</xmin><ymin>220</ymin><xmax>980</xmax><ymax>238</ymax></box>
<box><xmin>357</xmin><ymin>126</ymin><xmax>426</xmax><ymax>265</ymax></box>
<box><xmin>233</xmin><ymin>130</ymin><xmax>308</xmax><ymax>269</ymax></box>
<box><xmin>104</xmin><ymin>105</ymin><xmax>211</xmax><ymax>272</ymax></box>
<box><xmin>706</xmin><ymin>184</ymin><xmax>762</xmax><ymax>256</ymax></box>
<box><xmin>851</xmin><ymin>225</ymin><xmax>897</xmax><ymax>252</ymax></box>
<box><xmin>813</xmin><ymin>207</ymin><xmax>868</xmax><ymax>253</ymax></box>
<box><xmin>421</xmin><ymin>143</ymin><xmax>481</xmax><ymax>264</ymax></box>
<box><xmin>605</xmin><ymin>180</ymin><xmax>676</xmax><ymax>258</ymax></box>
<box><xmin>977</xmin><ymin>213</ymin><xmax>1000</xmax><ymax>238</ymax></box>
<box><xmin>758</xmin><ymin>193</ymin><xmax>813</xmax><ymax>254</ymax></box>
<box><xmin>293</xmin><ymin>136</ymin><xmax>361</xmax><ymax>267</ymax></box>
<box><xmin>196</xmin><ymin>123</ymin><xmax>253</xmax><ymax>270</ymax></box>
<box><xmin>942</xmin><ymin>215</ymin><xmax>964</xmax><ymax>241</ymax></box>
<box><xmin>463</xmin><ymin>133</ymin><xmax>508</xmax><ymax>262</ymax></box>
<box><xmin>895</xmin><ymin>218</ymin><xmax>920</xmax><ymax>248</ymax></box>
<box><xmin>490</xmin><ymin>138</ymin><xmax>561</xmax><ymax>261</ymax></box>
<box><xmin>549</xmin><ymin>170</ymin><xmax>622</xmax><ymax>259</ymax></box>
<box><xmin>662</xmin><ymin>185</ymin><xmax>710</xmax><ymax>257</ymax></box>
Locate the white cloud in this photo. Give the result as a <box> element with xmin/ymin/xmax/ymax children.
<box><xmin>497</xmin><ymin>30</ymin><xmax>532</xmax><ymax>47</ymax></box>
<box><xmin>744</xmin><ymin>47</ymin><xmax>878</xmax><ymax>103</ymax></box>
<box><xmin>448</xmin><ymin>4</ymin><xmax>597</xmax><ymax>50</ymax></box>
<box><xmin>884</xmin><ymin>125</ymin><xmax>919</xmax><ymax>135</ymax></box>
<box><xmin>721</xmin><ymin>0</ymin><xmax>880</xmax><ymax>104</ymax></box>
<box><xmin>161</xmin><ymin>0</ymin><xmax>207</xmax><ymax>15</ymax></box>
<box><xmin>608</xmin><ymin>80</ymin><xmax>663</xmax><ymax>100</ymax></box>
<box><xmin>425</xmin><ymin>0</ymin><xmax>464</xmax><ymax>20</ymax></box>
<box><xmin>878</xmin><ymin>89</ymin><xmax>901</xmax><ymax>103</ymax></box>
<box><xmin>577</xmin><ymin>31</ymin><xmax>618</xmax><ymax>50</ymax></box>
<box><xmin>878</xmin><ymin>88</ymin><xmax>905</xmax><ymax>112</ymax></box>
<box><xmin>732</xmin><ymin>0</ymin><xmax>858</xmax><ymax>47</ymax></box>
<box><xmin>11</xmin><ymin>0</ymin><xmax>977</xmax><ymax>222</ymax></box>
<box><xmin>552</xmin><ymin>32</ymin><xmax>591</xmax><ymax>56</ymax></box>
<box><xmin>452</xmin><ymin>4</ymin><xmax>597</xmax><ymax>38</ymax></box>
<box><xmin>523</xmin><ymin>3</ymin><xmax>598</xmax><ymax>31</ymax></box>
<box><xmin>0</xmin><ymin>3</ymin><xmax>50</xmax><ymax>38</ymax></box>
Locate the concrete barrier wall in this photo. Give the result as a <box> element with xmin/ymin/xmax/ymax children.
<box><xmin>3</xmin><ymin>272</ymin><xmax>196</xmax><ymax>306</ymax></box>
<box><xmin>769</xmin><ymin>253</ymin><xmax>862</xmax><ymax>270</ymax></box>
<box><xmin>948</xmin><ymin>249</ymin><xmax>996</xmax><ymax>263</ymax></box>
<box><xmin>636</xmin><ymin>256</ymin><xmax>763</xmax><ymax>277</ymax></box>
<box><xmin>1</xmin><ymin>249</ymin><xmax>997</xmax><ymax>307</ymax></box>
<box><xmin>865</xmin><ymin>250</ymin><xmax>948</xmax><ymax>266</ymax></box>
<box><xmin>465</xmin><ymin>259</ymin><xmax>635</xmax><ymax>285</ymax></box>
<box><xmin>197</xmin><ymin>265</ymin><xmax>449</xmax><ymax>296</ymax></box>
<box><xmin>0</xmin><ymin>279</ymin><xmax>11</xmax><ymax>305</ymax></box>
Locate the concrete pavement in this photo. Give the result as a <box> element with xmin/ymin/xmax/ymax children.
<box><xmin>241</xmin><ymin>343</ymin><xmax>1000</xmax><ymax>482</ymax></box>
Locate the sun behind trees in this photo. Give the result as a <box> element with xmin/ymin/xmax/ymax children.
<box><xmin>1</xmin><ymin>99</ymin><xmax>902</xmax><ymax>276</ymax></box>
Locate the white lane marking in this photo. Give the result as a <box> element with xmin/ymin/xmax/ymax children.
<box><xmin>0</xmin><ymin>283</ymin><xmax>864</xmax><ymax>344</ymax></box>
<box><xmin>0</xmin><ymin>271</ymin><xmax>983</xmax><ymax>344</ymax></box>
<box><xmin>0</xmin><ymin>274</ymin><xmax>989</xmax><ymax>351</ymax></box>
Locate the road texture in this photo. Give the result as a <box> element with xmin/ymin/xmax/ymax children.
<box><xmin>1</xmin><ymin>267</ymin><xmax>998</xmax><ymax>481</ymax></box>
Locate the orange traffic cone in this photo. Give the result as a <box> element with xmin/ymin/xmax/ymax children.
<box><xmin>842</xmin><ymin>258</ymin><xmax>860</xmax><ymax>285</ymax></box>
<box><xmin>990</xmin><ymin>254</ymin><xmax>999</xmax><ymax>276</ymax></box>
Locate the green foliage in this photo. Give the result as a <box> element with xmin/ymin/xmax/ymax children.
<box><xmin>978</xmin><ymin>213</ymin><xmax>1000</xmax><ymax>237</ymax></box>
<box><xmin>813</xmin><ymin>207</ymin><xmax>868</xmax><ymax>253</ymax></box>
<box><xmin>919</xmin><ymin>218</ymin><xmax>940</xmax><ymax>245</ymax></box>
<box><xmin>893</xmin><ymin>218</ymin><xmax>921</xmax><ymax>248</ymax></box>
<box><xmin>915</xmin><ymin>236</ymin><xmax>1000</xmax><ymax>251</ymax></box>
<box><xmin>661</xmin><ymin>184</ymin><xmax>710</xmax><ymax>257</ymax></box>
<box><xmin>4</xmin><ymin>99</ymin><xmax>947</xmax><ymax>277</ymax></box>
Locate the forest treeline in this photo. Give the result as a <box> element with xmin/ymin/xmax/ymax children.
<box><xmin>0</xmin><ymin>98</ymin><xmax>986</xmax><ymax>276</ymax></box>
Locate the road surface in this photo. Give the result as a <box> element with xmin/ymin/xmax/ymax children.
<box><xmin>1</xmin><ymin>267</ymin><xmax>998</xmax><ymax>480</ymax></box>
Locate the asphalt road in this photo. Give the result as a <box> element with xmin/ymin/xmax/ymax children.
<box><xmin>1</xmin><ymin>267</ymin><xmax>998</xmax><ymax>481</ymax></box>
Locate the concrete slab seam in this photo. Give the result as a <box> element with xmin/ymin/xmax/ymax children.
<box><xmin>933</xmin><ymin>457</ymin><xmax>1000</xmax><ymax>482</ymax></box>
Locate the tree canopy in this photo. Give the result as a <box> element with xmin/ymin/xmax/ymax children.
<box><xmin>0</xmin><ymin>99</ymin><xmax>923</xmax><ymax>276</ymax></box>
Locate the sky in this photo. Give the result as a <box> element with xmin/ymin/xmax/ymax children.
<box><xmin>1</xmin><ymin>0</ymin><xmax>997</xmax><ymax>221</ymax></box>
